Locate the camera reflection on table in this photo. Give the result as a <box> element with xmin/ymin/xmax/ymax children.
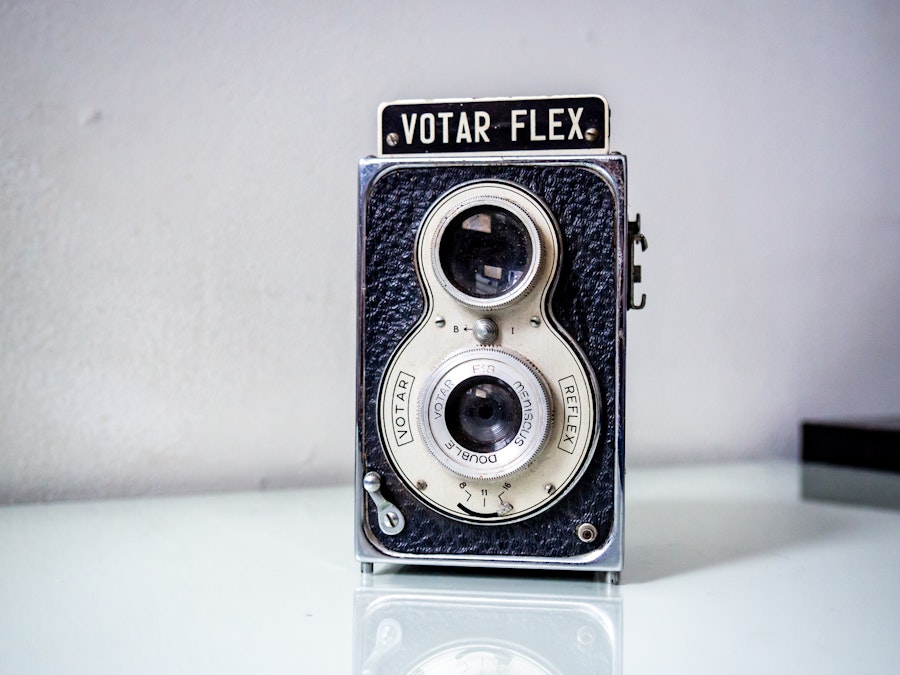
<box><xmin>354</xmin><ymin>567</ymin><xmax>622</xmax><ymax>675</ymax></box>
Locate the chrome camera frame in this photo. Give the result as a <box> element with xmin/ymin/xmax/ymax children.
<box><xmin>356</xmin><ymin>96</ymin><xmax>645</xmax><ymax>580</ymax></box>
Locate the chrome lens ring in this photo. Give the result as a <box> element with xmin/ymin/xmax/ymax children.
<box><xmin>428</xmin><ymin>182</ymin><xmax>547</xmax><ymax>310</ymax></box>
<box><xmin>419</xmin><ymin>348</ymin><xmax>551</xmax><ymax>481</ymax></box>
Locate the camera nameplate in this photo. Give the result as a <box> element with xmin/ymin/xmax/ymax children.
<box><xmin>379</xmin><ymin>95</ymin><xmax>610</xmax><ymax>155</ymax></box>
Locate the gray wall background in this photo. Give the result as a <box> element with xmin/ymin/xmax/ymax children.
<box><xmin>1</xmin><ymin>1</ymin><xmax>898</xmax><ymax>502</ymax></box>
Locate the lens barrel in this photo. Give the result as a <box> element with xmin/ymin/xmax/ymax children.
<box><xmin>445</xmin><ymin>375</ymin><xmax>523</xmax><ymax>453</ymax></box>
<box><xmin>418</xmin><ymin>348</ymin><xmax>550</xmax><ymax>481</ymax></box>
<box><xmin>429</xmin><ymin>183</ymin><xmax>545</xmax><ymax>310</ymax></box>
<box><xmin>438</xmin><ymin>206</ymin><xmax>533</xmax><ymax>300</ymax></box>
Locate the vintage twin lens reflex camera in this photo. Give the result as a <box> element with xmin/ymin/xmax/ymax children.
<box><xmin>357</xmin><ymin>95</ymin><xmax>646</xmax><ymax>579</ymax></box>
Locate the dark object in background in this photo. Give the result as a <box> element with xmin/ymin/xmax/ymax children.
<box><xmin>801</xmin><ymin>419</ymin><xmax>900</xmax><ymax>510</ymax></box>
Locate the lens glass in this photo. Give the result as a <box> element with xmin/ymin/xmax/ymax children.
<box><xmin>444</xmin><ymin>376</ymin><xmax>522</xmax><ymax>453</ymax></box>
<box><xmin>438</xmin><ymin>206</ymin><xmax>533</xmax><ymax>299</ymax></box>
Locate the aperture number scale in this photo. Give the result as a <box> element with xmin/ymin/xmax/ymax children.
<box><xmin>458</xmin><ymin>480</ymin><xmax>514</xmax><ymax>517</ymax></box>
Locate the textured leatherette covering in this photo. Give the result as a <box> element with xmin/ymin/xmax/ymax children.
<box><xmin>359</xmin><ymin>158</ymin><xmax>625</xmax><ymax>561</ymax></box>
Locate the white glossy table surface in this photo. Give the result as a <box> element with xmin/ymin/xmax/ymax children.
<box><xmin>2</xmin><ymin>462</ymin><xmax>898</xmax><ymax>674</ymax></box>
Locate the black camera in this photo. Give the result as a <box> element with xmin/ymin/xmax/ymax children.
<box><xmin>356</xmin><ymin>96</ymin><xmax>645</xmax><ymax>580</ymax></box>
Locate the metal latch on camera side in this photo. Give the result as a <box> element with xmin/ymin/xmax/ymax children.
<box><xmin>628</xmin><ymin>214</ymin><xmax>648</xmax><ymax>310</ymax></box>
<box><xmin>363</xmin><ymin>471</ymin><xmax>406</xmax><ymax>535</ymax></box>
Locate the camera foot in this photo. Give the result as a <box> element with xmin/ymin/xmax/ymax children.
<box><xmin>361</xmin><ymin>562</ymin><xmax>374</xmax><ymax>574</ymax></box>
<box><xmin>596</xmin><ymin>571</ymin><xmax>619</xmax><ymax>585</ymax></box>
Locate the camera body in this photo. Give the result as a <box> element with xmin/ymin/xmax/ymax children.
<box><xmin>356</xmin><ymin>96</ymin><xmax>644</xmax><ymax>576</ymax></box>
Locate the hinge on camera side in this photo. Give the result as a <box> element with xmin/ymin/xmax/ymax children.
<box><xmin>628</xmin><ymin>214</ymin><xmax>647</xmax><ymax>310</ymax></box>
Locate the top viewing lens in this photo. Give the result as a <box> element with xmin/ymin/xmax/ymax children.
<box><xmin>438</xmin><ymin>206</ymin><xmax>533</xmax><ymax>299</ymax></box>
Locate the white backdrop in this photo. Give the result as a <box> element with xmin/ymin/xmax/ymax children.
<box><xmin>1</xmin><ymin>1</ymin><xmax>898</xmax><ymax>502</ymax></box>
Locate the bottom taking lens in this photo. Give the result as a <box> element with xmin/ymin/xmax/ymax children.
<box><xmin>444</xmin><ymin>376</ymin><xmax>523</xmax><ymax>453</ymax></box>
<box><xmin>418</xmin><ymin>347</ymin><xmax>551</xmax><ymax>481</ymax></box>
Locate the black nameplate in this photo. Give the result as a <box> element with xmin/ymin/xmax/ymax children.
<box><xmin>379</xmin><ymin>96</ymin><xmax>609</xmax><ymax>155</ymax></box>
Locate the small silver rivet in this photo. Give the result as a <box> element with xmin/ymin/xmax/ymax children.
<box><xmin>376</xmin><ymin>619</ymin><xmax>401</xmax><ymax>647</ymax></box>
<box><xmin>386</xmin><ymin>132</ymin><xmax>400</xmax><ymax>147</ymax></box>
<box><xmin>435</xmin><ymin>316</ymin><xmax>446</xmax><ymax>327</ymax></box>
<box><xmin>530</xmin><ymin>316</ymin><xmax>541</xmax><ymax>327</ymax></box>
<box><xmin>585</xmin><ymin>127</ymin><xmax>599</xmax><ymax>142</ymax></box>
<box><xmin>416</xmin><ymin>480</ymin><xmax>427</xmax><ymax>490</ymax></box>
<box><xmin>363</xmin><ymin>471</ymin><xmax>381</xmax><ymax>493</ymax></box>
<box><xmin>544</xmin><ymin>483</ymin><xmax>556</xmax><ymax>495</ymax></box>
<box><xmin>577</xmin><ymin>523</ymin><xmax>598</xmax><ymax>543</ymax></box>
<box><xmin>576</xmin><ymin>625</ymin><xmax>596</xmax><ymax>650</ymax></box>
